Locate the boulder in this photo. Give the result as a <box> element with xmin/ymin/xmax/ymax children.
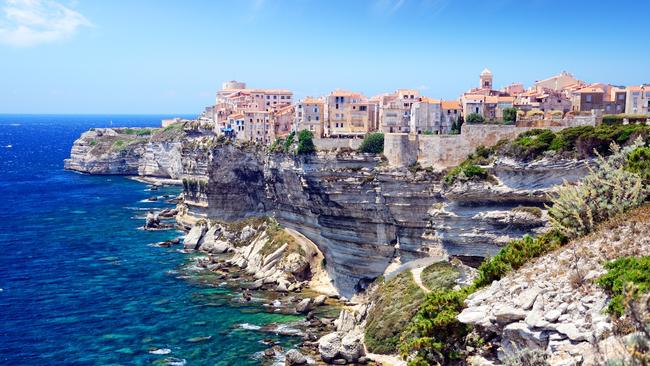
<box><xmin>318</xmin><ymin>332</ymin><xmax>342</xmax><ymax>363</ymax></box>
<box><xmin>296</xmin><ymin>298</ymin><xmax>312</xmax><ymax>314</ymax></box>
<box><xmin>313</xmin><ymin>295</ymin><xmax>327</xmax><ymax>306</ymax></box>
<box><xmin>145</xmin><ymin>211</ymin><xmax>160</xmax><ymax>229</ymax></box>
<box><xmin>240</xmin><ymin>225</ymin><xmax>256</xmax><ymax>242</ymax></box>
<box><xmin>285</xmin><ymin>349</ymin><xmax>307</xmax><ymax>365</ymax></box>
<box><xmin>184</xmin><ymin>224</ymin><xmax>207</xmax><ymax>250</ymax></box>
<box><xmin>340</xmin><ymin>332</ymin><xmax>365</xmax><ymax>363</ymax></box>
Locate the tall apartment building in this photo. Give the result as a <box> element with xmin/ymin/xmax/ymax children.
<box><xmin>325</xmin><ymin>90</ymin><xmax>377</xmax><ymax>137</ymax></box>
<box><xmin>295</xmin><ymin>98</ymin><xmax>325</xmax><ymax>137</ymax></box>
<box><xmin>409</xmin><ymin>97</ymin><xmax>442</xmax><ymax>134</ymax></box>
<box><xmin>378</xmin><ymin>89</ymin><xmax>420</xmax><ymax>133</ymax></box>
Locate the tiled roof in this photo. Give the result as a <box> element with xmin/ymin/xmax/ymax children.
<box><xmin>441</xmin><ymin>100</ymin><xmax>461</xmax><ymax>110</ymax></box>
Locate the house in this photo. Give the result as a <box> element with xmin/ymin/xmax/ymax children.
<box><xmin>325</xmin><ymin>90</ymin><xmax>370</xmax><ymax>137</ymax></box>
<box><xmin>626</xmin><ymin>86</ymin><xmax>650</xmax><ymax>115</ymax></box>
<box><xmin>378</xmin><ymin>89</ymin><xmax>420</xmax><ymax>133</ymax></box>
<box><xmin>441</xmin><ymin>100</ymin><xmax>462</xmax><ymax>132</ymax></box>
<box><xmin>604</xmin><ymin>87</ymin><xmax>627</xmax><ymax>115</ymax></box>
<box><xmin>295</xmin><ymin>97</ymin><xmax>325</xmax><ymax>137</ymax></box>
<box><xmin>409</xmin><ymin>97</ymin><xmax>442</xmax><ymax>134</ymax></box>
<box><xmin>534</xmin><ymin>71</ymin><xmax>583</xmax><ymax>92</ymax></box>
<box><xmin>461</xmin><ymin>94</ymin><xmax>485</xmax><ymax>118</ymax></box>
<box><xmin>572</xmin><ymin>85</ymin><xmax>605</xmax><ymax>112</ymax></box>
<box><xmin>272</xmin><ymin>105</ymin><xmax>295</xmax><ymax>139</ymax></box>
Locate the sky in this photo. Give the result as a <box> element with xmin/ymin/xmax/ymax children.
<box><xmin>0</xmin><ymin>0</ymin><xmax>649</xmax><ymax>114</ymax></box>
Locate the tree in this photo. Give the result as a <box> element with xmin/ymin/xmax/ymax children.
<box><xmin>297</xmin><ymin>129</ymin><xmax>316</xmax><ymax>155</ymax></box>
<box><xmin>283</xmin><ymin>131</ymin><xmax>295</xmax><ymax>152</ymax></box>
<box><xmin>465</xmin><ymin>113</ymin><xmax>484</xmax><ymax>124</ymax></box>
<box><xmin>503</xmin><ymin>107</ymin><xmax>517</xmax><ymax>124</ymax></box>
<box><xmin>359</xmin><ymin>132</ymin><xmax>384</xmax><ymax>154</ymax></box>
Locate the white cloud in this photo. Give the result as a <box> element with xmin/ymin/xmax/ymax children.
<box><xmin>0</xmin><ymin>0</ymin><xmax>91</xmax><ymax>47</ymax></box>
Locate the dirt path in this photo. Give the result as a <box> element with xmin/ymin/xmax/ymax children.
<box><xmin>411</xmin><ymin>267</ymin><xmax>431</xmax><ymax>293</ymax></box>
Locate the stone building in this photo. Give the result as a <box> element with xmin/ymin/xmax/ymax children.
<box><xmin>295</xmin><ymin>97</ymin><xmax>325</xmax><ymax>137</ymax></box>
<box><xmin>409</xmin><ymin>97</ymin><xmax>442</xmax><ymax>134</ymax></box>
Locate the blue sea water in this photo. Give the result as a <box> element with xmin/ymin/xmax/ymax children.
<box><xmin>0</xmin><ymin>115</ymin><xmax>304</xmax><ymax>365</ymax></box>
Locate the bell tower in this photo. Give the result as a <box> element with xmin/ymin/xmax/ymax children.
<box><xmin>480</xmin><ymin>68</ymin><xmax>493</xmax><ymax>90</ymax></box>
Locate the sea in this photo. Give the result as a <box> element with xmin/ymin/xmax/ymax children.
<box><xmin>0</xmin><ymin>115</ymin><xmax>306</xmax><ymax>365</ymax></box>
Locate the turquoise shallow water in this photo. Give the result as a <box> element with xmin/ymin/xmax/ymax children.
<box><xmin>0</xmin><ymin>115</ymin><xmax>304</xmax><ymax>365</ymax></box>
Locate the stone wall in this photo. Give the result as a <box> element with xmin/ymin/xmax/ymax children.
<box><xmin>385</xmin><ymin>121</ymin><xmax>595</xmax><ymax>169</ymax></box>
<box><xmin>314</xmin><ymin>137</ymin><xmax>363</xmax><ymax>151</ymax></box>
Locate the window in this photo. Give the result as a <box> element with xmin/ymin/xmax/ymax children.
<box><xmin>359</xmin><ymin>106</ymin><xmax>367</xmax><ymax>111</ymax></box>
<box><xmin>618</xmin><ymin>94</ymin><xmax>625</xmax><ymax>101</ymax></box>
<box><xmin>586</xmin><ymin>95</ymin><xmax>592</xmax><ymax>103</ymax></box>
<box><xmin>314</xmin><ymin>107</ymin><xmax>318</xmax><ymax>113</ymax></box>
<box><xmin>315</xmin><ymin>116</ymin><xmax>319</xmax><ymax>121</ymax></box>
<box><xmin>273</xmin><ymin>95</ymin><xmax>277</xmax><ymax>99</ymax></box>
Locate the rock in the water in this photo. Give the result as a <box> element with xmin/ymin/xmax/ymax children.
<box><xmin>339</xmin><ymin>332</ymin><xmax>364</xmax><ymax>363</ymax></box>
<box><xmin>285</xmin><ymin>349</ymin><xmax>307</xmax><ymax>365</ymax></box>
<box><xmin>313</xmin><ymin>295</ymin><xmax>327</xmax><ymax>306</ymax></box>
<box><xmin>184</xmin><ymin>223</ymin><xmax>207</xmax><ymax>250</ymax></box>
<box><xmin>296</xmin><ymin>298</ymin><xmax>312</xmax><ymax>314</ymax></box>
<box><xmin>145</xmin><ymin>211</ymin><xmax>160</xmax><ymax>229</ymax></box>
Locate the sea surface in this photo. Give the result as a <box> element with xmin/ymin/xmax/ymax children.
<box><xmin>0</xmin><ymin>115</ymin><xmax>304</xmax><ymax>365</ymax></box>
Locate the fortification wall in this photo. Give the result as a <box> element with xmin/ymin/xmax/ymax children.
<box><xmin>385</xmin><ymin>123</ymin><xmax>585</xmax><ymax>169</ymax></box>
<box><xmin>314</xmin><ymin>138</ymin><xmax>363</xmax><ymax>151</ymax></box>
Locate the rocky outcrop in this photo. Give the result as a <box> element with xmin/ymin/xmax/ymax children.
<box><xmin>179</xmin><ymin>145</ymin><xmax>584</xmax><ymax>296</ymax></box>
<box><xmin>64</xmin><ymin>128</ymin><xmax>147</xmax><ymax>174</ymax></box>
<box><xmin>318</xmin><ymin>307</ymin><xmax>368</xmax><ymax>364</ymax></box>
<box><xmin>457</xmin><ymin>206</ymin><xmax>650</xmax><ymax>366</ymax></box>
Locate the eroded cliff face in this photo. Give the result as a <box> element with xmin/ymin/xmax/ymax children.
<box><xmin>65</xmin><ymin>129</ymin><xmax>589</xmax><ymax>297</ymax></box>
<box><xmin>179</xmin><ymin>146</ymin><xmax>588</xmax><ymax>297</ymax></box>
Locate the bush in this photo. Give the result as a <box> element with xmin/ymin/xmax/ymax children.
<box><xmin>547</xmin><ymin>139</ymin><xmax>648</xmax><ymax>238</ymax></box>
<box><xmin>365</xmin><ymin>272</ymin><xmax>426</xmax><ymax>354</ymax></box>
<box><xmin>283</xmin><ymin>131</ymin><xmax>295</xmax><ymax>153</ymax></box>
<box><xmin>296</xmin><ymin>129</ymin><xmax>316</xmax><ymax>155</ymax></box>
<box><xmin>443</xmin><ymin>162</ymin><xmax>489</xmax><ymax>185</ymax></box>
<box><xmin>474</xmin><ymin>230</ymin><xmax>566</xmax><ymax>288</ymax></box>
<box><xmin>503</xmin><ymin>107</ymin><xmax>517</xmax><ymax>123</ymax></box>
<box><xmin>508</xmin><ymin>129</ymin><xmax>557</xmax><ymax>161</ymax></box>
<box><xmin>512</xmin><ymin>206</ymin><xmax>543</xmax><ymax>218</ymax></box>
<box><xmin>359</xmin><ymin>132</ymin><xmax>384</xmax><ymax>154</ymax></box>
<box><xmin>626</xmin><ymin>146</ymin><xmax>650</xmax><ymax>182</ymax></box>
<box><xmin>603</xmin><ymin>114</ymin><xmax>650</xmax><ymax>125</ymax></box>
<box><xmin>421</xmin><ymin>262</ymin><xmax>460</xmax><ymax>292</ymax></box>
<box><xmin>269</xmin><ymin>137</ymin><xmax>284</xmax><ymax>153</ymax></box>
<box><xmin>466</xmin><ymin>113</ymin><xmax>484</xmax><ymax>124</ymax></box>
<box><xmin>597</xmin><ymin>256</ymin><xmax>650</xmax><ymax>316</ymax></box>
<box><xmin>399</xmin><ymin>287</ymin><xmax>473</xmax><ymax>366</ymax></box>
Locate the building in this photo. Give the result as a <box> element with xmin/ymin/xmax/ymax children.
<box><xmin>378</xmin><ymin>89</ymin><xmax>420</xmax><ymax>133</ymax></box>
<box><xmin>572</xmin><ymin>85</ymin><xmax>605</xmax><ymax>112</ymax></box>
<box><xmin>295</xmin><ymin>97</ymin><xmax>325</xmax><ymax>137</ymax></box>
<box><xmin>441</xmin><ymin>100</ymin><xmax>462</xmax><ymax>132</ymax></box>
<box><xmin>534</xmin><ymin>71</ymin><xmax>583</xmax><ymax>92</ymax></box>
<box><xmin>604</xmin><ymin>87</ymin><xmax>627</xmax><ymax>115</ymax></box>
<box><xmin>409</xmin><ymin>97</ymin><xmax>442</xmax><ymax>134</ymax></box>
<box><xmin>480</xmin><ymin>68</ymin><xmax>493</xmax><ymax>90</ymax></box>
<box><xmin>461</xmin><ymin>94</ymin><xmax>485</xmax><ymax>118</ymax></box>
<box><xmin>325</xmin><ymin>90</ymin><xmax>374</xmax><ymax>136</ymax></box>
<box><xmin>626</xmin><ymin>85</ymin><xmax>650</xmax><ymax>115</ymax></box>
<box><xmin>272</xmin><ymin>105</ymin><xmax>295</xmax><ymax>139</ymax></box>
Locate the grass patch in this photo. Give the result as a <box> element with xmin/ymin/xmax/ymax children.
<box><xmin>365</xmin><ymin>272</ymin><xmax>426</xmax><ymax>354</ymax></box>
<box><xmin>443</xmin><ymin>161</ymin><xmax>489</xmax><ymax>185</ymax></box>
<box><xmin>121</xmin><ymin>128</ymin><xmax>152</xmax><ymax>136</ymax></box>
<box><xmin>597</xmin><ymin>256</ymin><xmax>650</xmax><ymax>316</ymax></box>
<box><xmin>512</xmin><ymin>206</ymin><xmax>543</xmax><ymax>218</ymax></box>
<box><xmin>259</xmin><ymin>218</ymin><xmax>304</xmax><ymax>257</ymax></box>
<box><xmin>421</xmin><ymin>262</ymin><xmax>461</xmax><ymax>292</ymax></box>
<box><xmin>110</xmin><ymin>138</ymin><xmax>142</xmax><ymax>152</ymax></box>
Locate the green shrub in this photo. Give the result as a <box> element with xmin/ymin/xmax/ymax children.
<box><xmin>296</xmin><ymin>129</ymin><xmax>316</xmax><ymax>155</ymax></box>
<box><xmin>597</xmin><ymin>256</ymin><xmax>650</xmax><ymax>316</ymax></box>
<box><xmin>365</xmin><ymin>272</ymin><xmax>426</xmax><ymax>354</ymax></box>
<box><xmin>508</xmin><ymin>129</ymin><xmax>557</xmax><ymax>161</ymax></box>
<box><xmin>626</xmin><ymin>146</ymin><xmax>650</xmax><ymax>182</ymax></box>
<box><xmin>359</xmin><ymin>132</ymin><xmax>384</xmax><ymax>154</ymax></box>
<box><xmin>603</xmin><ymin>114</ymin><xmax>650</xmax><ymax>125</ymax></box>
<box><xmin>548</xmin><ymin>139</ymin><xmax>647</xmax><ymax>238</ymax></box>
<box><xmin>466</xmin><ymin>113</ymin><xmax>484</xmax><ymax>124</ymax></box>
<box><xmin>283</xmin><ymin>131</ymin><xmax>295</xmax><ymax>153</ymax></box>
<box><xmin>269</xmin><ymin>137</ymin><xmax>284</xmax><ymax>153</ymax></box>
<box><xmin>473</xmin><ymin>230</ymin><xmax>566</xmax><ymax>288</ymax></box>
<box><xmin>444</xmin><ymin>162</ymin><xmax>489</xmax><ymax>185</ymax></box>
<box><xmin>399</xmin><ymin>287</ymin><xmax>473</xmax><ymax>366</ymax></box>
<box><xmin>503</xmin><ymin>107</ymin><xmax>517</xmax><ymax>123</ymax></box>
<box><xmin>421</xmin><ymin>262</ymin><xmax>461</xmax><ymax>292</ymax></box>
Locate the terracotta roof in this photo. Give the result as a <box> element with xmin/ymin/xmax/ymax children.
<box><xmin>228</xmin><ymin>112</ymin><xmax>244</xmax><ymax>119</ymax></box>
<box><xmin>397</xmin><ymin>89</ymin><xmax>419</xmax><ymax>95</ymax></box>
<box><xmin>301</xmin><ymin>97</ymin><xmax>324</xmax><ymax>104</ymax></box>
<box><xmin>330</xmin><ymin>90</ymin><xmax>364</xmax><ymax>98</ymax></box>
<box><xmin>441</xmin><ymin>100</ymin><xmax>461</xmax><ymax>110</ymax></box>
<box><xmin>627</xmin><ymin>86</ymin><xmax>647</xmax><ymax>92</ymax></box>
<box><xmin>419</xmin><ymin>97</ymin><xmax>441</xmax><ymax>104</ymax></box>
<box><xmin>497</xmin><ymin>96</ymin><xmax>515</xmax><ymax>103</ymax></box>
<box><xmin>576</xmin><ymin>86</ymin><xmax>604</xmax><ymax>94</ymax></box>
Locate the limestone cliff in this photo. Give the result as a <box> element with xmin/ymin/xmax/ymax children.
<box><xmin>65</xmin><ymin>128</ymin><xmax>589</xmax><ymax>297</ymax></box>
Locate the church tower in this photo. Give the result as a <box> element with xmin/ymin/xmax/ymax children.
<box><xmin>480</xmin><ymin>68</ymin><xmax>493</xmax><ymax>90</ymax></box>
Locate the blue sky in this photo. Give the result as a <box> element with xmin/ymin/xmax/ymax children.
<box><xmin>0</xmin><ymin>0</ymin><xmax>648</xmax><ymax>114</ymax></box>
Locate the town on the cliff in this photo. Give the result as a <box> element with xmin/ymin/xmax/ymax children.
<box><xmin>164</xmin><ymin>70</ymin><xmax>650</xmax><ymax>147</ymax></box>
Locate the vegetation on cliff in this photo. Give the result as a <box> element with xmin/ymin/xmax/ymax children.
<box><xmin>597</xmin><ymin>256</ymin><xmax>650</xmax><ymax>316</ymax></box>
<box><xmin>297</xmin><ymin>129</ymin><xmax>316</xmax><ymax>155</ymax></box>
<box><xmin>400</xmin><ymin>135</ymin><xmax>650</xmax><ymax>365</ymax></box>
<box><xmin>359</xmin><ymin>132</ymin><xmax>384</xmax><ymax>154</ymax></box>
